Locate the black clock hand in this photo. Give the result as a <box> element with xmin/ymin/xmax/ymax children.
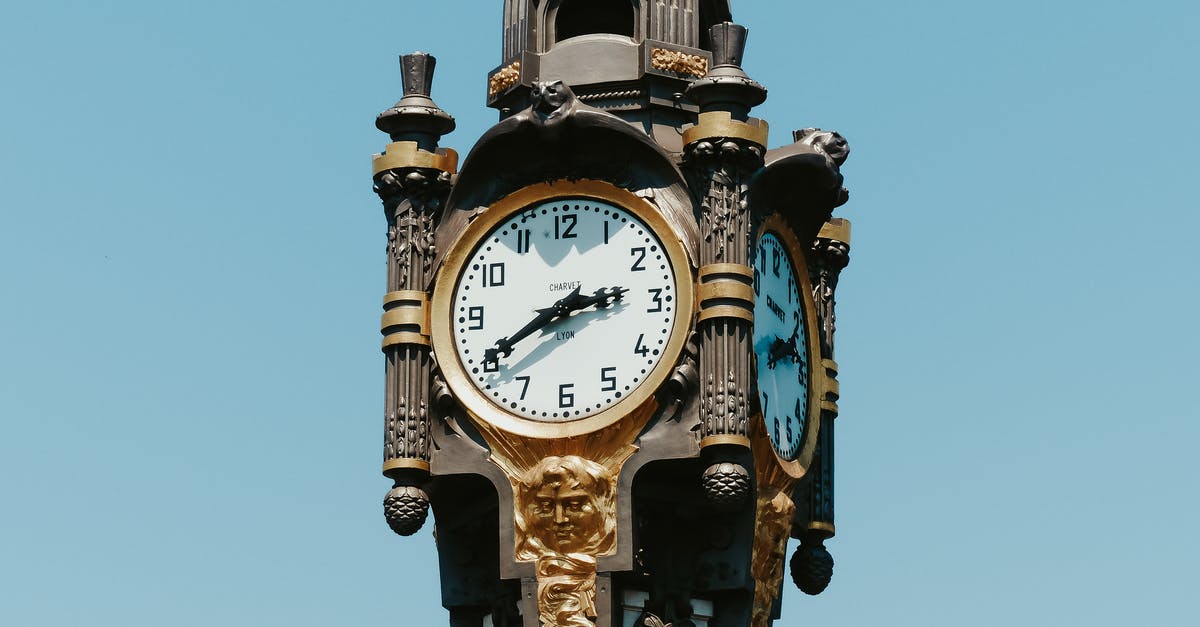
<box><xmin>766</xmin><ymin>320</ymin><xmax>802</xmax><ymax>369</ymax></box>
<box><xmin>573</xmin><ymin>286</ymin><xmax>628</xmax><ymax>310</ymax></box>
<box><xmin>483</xmin><ymin>285</ymin><xmax>626</xmax><ymax>367</ymax></box>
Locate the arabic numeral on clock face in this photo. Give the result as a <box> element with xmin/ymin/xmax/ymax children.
<box><xmin>467</xmin><ymin>306</ymin><xmax>484</xmax><ymax>330</ymax></box>
<box><xmin>480</xmin><ymin>262</ymin><xmax>505</xmax><ymax>287</ymax></box>
<box><xmin>647</xmin><ymin>288</ymin><xmax>663</xmax><ymax>313</ymax></box>
<box><xmin>554</xmin><ymin>214</ymin><xmax>577</xmax><ymax>239</ymax></box>
<box><xmin>773</xmin><ymin>416</ymin><xmax>781</xmax><ymax>448</ymax></box>
<box><xmin>772</xmin><ymin>245</ymin><xmax>781</xmax><ymax>277</ymax></box>
<box><xmin>558</xmin><ymin>383</ymin><xmax>575</xmax><ymax>408</ymax></box>
<box><xmin>600</xmin><ymin>367</ymin><xmax>617</xmax><ymax>392</ymax></box>
<box><xmin>516</xmin><ymin>229</ymin><xmax>531</xmax><ymax>254</ymax></box>
<box><xmin>630</xmin><ymin>247</ymin><xmax>646</xmax><ymax>271</ymax></box>
<box><xmin>515</xmin><ymin>375</ymin><xmax>531</xmax><ymax>400</ymax></box>
<box><xmin>634</xmin><ymin>334</ymin><xmax>649</xmax><ymax>357</ymax></box>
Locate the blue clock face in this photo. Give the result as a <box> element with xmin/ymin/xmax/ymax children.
<box><xmin>753</xmin><ymin>232</ymin><xmax>810</xmax><ymax>461</ymax></box>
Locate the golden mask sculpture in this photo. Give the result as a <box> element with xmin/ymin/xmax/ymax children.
<box><xmin>516</xmin><ymin>456</ymin><xmax>617</xmax><ymax>627</ymax></box>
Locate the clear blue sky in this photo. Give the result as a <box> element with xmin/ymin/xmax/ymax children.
<box><xmin>2</xmin><ymin>1</ymin><xmax>1196</xmax><ymax>625</ymax></box>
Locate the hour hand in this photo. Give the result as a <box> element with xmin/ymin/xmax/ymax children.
<box><xmin>766</xmin><ymin>321</ymin><xmax>801</xmax><ymax>369</ymax></box>
<box><xmin>482</xmin><ymin>286</ymin><xmax>583</xmax><ymax>368</ymax></box>
<box><xmin>483</xmin><ymin>306</ymin><xmax>558</xmax><ymax>367</ymax></box>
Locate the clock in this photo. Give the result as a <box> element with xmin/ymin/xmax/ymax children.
<box><xmin>432</xmin><ymin>180</ymin><xmax>694</xmax><ymax>438</ymax></box>
<box><xmin>752</xmin><ymin>214</ymin><xmax>822</xmax><ymax>472</ymax></box>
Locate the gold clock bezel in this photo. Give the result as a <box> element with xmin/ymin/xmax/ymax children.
<box><xmin>432</xmin><ymin>179</ymin><xmax>695</xmax><ymax>440</ymax></box>
<box><xmin>752</xmin><ymin>213</ymin><xmax>826</xmax><ymax>477</ymax></box>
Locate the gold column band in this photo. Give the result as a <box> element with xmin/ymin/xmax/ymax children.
<box><xmin>383</xmin><ymin>290</ymin><xmax>428</xmax><ymax>306</ymax></box>
<box><xmin>381</xmin><ymin>307</ymin><xmax>430</xmax><ymax>330</ymax></box>
<box><xmin>818</xmin><ymin>218</ymin><xmax>851</xmax><ymax>245</ymax></box>
<box><xmin>820</xmin><ymin>357</ymin><xmax>840</xmax><ymax>414</ymax></box>
<box><xmin>699</xmin><ymin>263</ymin><xmax>755</xmax><ymax>280</ymax></box>
<box><xmin>372</xmin><ymin>141</ymin><xmax>459</xmax><ymax>176</ymax></box>
<box><xmin>382</xmin><ymin>458</ymin><xmax>431</xmax><ymax>474</ymax></box>
<box><xmin>698</xmin><ymin>281</ymin><xmax>755</xmax><ymax>305</ymax></box>
<box><xmin>381</xmin><ymin>291</ymin><xmax>431</xmax><ymax>350</ymax></box>
<box><xmin>807</xmin><ymin>521</ymin><xmax>836</xmax><ymax>537</ymax></box>
<box><xmin>698</xmin><ymin>305</ymin><xmax>754</xmax><ymax>322</ymax></box>
<box><xmin>382</xmin><ymin>332</ymin><xmax>430</xmax><ymax>349</ymax></box>
<box><xmin>700</xmin><ymin>434</ymin><xmax>752</xmax><ymax>449</ymax></box>
<box><xmin>683</xmin><ymin>111</ymin><xmax>769</xmax><ymax>147</ymax></box>
<box><xmin>697</xmin><ymin>263</ymin><xmax>755</xmax><ymax>322</ymax></box>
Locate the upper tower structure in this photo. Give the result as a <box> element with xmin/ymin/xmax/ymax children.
<box><xmin>489</xmin><ymin>0</ymin><xmax>733</xmax><ymax>151</ymax></box>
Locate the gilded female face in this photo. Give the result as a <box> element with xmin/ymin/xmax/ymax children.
<box><xmin>527</xmin><ymin>470</ymin><xmax>602</xmax><ymax>553</ymax></box>
<box><xmin>518</xmin><ymin>456</ymin><xmax>614</xmax><ymax>556</ymax></box>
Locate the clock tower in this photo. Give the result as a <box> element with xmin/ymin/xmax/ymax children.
<box><xmin>371</xmin><ymin>3</ymin><xmax>855</xmax><ymax>626</ymax></box>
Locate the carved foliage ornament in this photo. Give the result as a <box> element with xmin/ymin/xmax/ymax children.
<box><xmin>651</xmin><ymin>48</ymin><xmax>708</xmax><ymax>78</ymax></box>
<box><xmin>489</xmin><ymin>61</ymin><xmax>522</xmax><ymax>97</ymax></box>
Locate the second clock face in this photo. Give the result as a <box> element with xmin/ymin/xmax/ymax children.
<box><xmin>450</xmin><ymin>198</ymin><xmax>680</xmax><ymax>423</ymax></box>
<box><xmin>753</xmin><ymin>232</ymin><xmax>811</xmax><ymax>461</ymax></box>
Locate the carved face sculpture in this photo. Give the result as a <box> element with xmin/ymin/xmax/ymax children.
<box><xmin>518</xmin><ymin>456</ymin><xmax>615</xmax><ymax>556</ymax></box>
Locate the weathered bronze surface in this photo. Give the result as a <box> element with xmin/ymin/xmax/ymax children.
<box><xmin>372</xmin><ymin>4</ymin><xmax>856</xmax><ymax>625</ymax></box>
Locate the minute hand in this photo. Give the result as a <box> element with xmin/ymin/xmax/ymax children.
<box><xmin>483</xmin><ymin>285</ymin><xmax>626</xmax><ymax>367</ymax></box>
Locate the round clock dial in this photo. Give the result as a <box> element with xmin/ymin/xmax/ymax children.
<box><xmin>435</xmin><ymin>182</ymin><xmax>691</xmax><ymax>437</ymax></box>
<box><xmin>753</xmin><ymin>231</ymin><xmax>811</xmax><ymax>461</ymax></box>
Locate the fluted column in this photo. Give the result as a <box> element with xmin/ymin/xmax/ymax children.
<box><xmin>790</xmin><ymin>218</ymin><xmax>850</xmax><ymax>594</ymax></box>
<box><xmin>372</xmin><ymin>52</ymin><xmax>457</xmax><ymax>536</ymax></box>
<box><xmin>682</xmin><ymin>23</ymin><xmax>768</xmax><ymax>508</ymax></box>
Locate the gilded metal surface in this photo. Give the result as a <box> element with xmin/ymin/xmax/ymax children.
<box><xmin>470</xmin><ymin>401</ymin><xmax>651</xmax><ymax>627</ymax></box>
<box><xmin>650</xmin><ymin>47</ymin><xmax>709</xmax><ymax>78</ymax></box>
<box><xmin>381</xmin><ymin>292</ymin><xmax>431</xmax><ymax>341</ymax></box>
<box><xmin>372</xmin><ymin>141</ymin><xmax>459</xmax><ymax>175</ymax></box>
<box><xmin>821</xmin><ymin>358</ymin><xmax>840</xmax><ymax>414</ymax></box>
<box><xmin>431</xmin><ymin>179</ymin><xmax>695</xmax><ymax>440</ymax></box>
<box><xmin>817</xmin><ymin>217</ymin><xmax>851</xmax><ymax>245</ymax></box>
<box><xmin>808</xmin><ymin>521</ymin><xmax>836</xmax><ymax>537</ymax></box>
<box><xmin>749</xmin><ymin>424</ymin><xmax>798</xmax><ymax>627</ymax></box>
<box><xmin>380</xmin><ymin>307</ymin><xmax>428</xmax><ymax>333</ymax></box>
<box><xmin>383</xmin><ymin>289</ymin><xmax>428</xmax><ymax>306</ymax></box>
<box><xmin>696</xmin><ymin>305</ymin><xmax>754</xmax><ymax>323</ymax></box>
<box><xmin>699</xmin><ymin>434</ymin><xmax>751</xmax><ymax>448</ymax></box>
<box><xmin>488</xmin><ymin>61</ymin><xmax>521</xmax><ymax>98</ymax></box>
<box><xmin>682</xmin><ymin>111</ymin><xmax>769</xmax><ymax>147</ymax></box>
<box><xmin>382</xmin><ymin>458</ymin><xmax>431</xmax><ymax>473</ymax></box>
<box><xmin>381</xmin><ymin>331</ymin><xmax>430</xmax><ymax>349</ymax></box>
<box><xmin>515</xmin><ymin>456</ymin><xmax>616</xmax><ymax>627</ymax></box>
<box><xmin>699</xmin><ymin>262</ymin><xmax>754</xmax><ymax>280</ymax></box>
<box><xmin>697</xmin><ymin>280</ymin><xmax>755</xmax><ymax>306</ymax></box>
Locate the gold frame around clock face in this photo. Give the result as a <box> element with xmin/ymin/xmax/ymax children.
<box><xmin>752</xmin><ymin>213</ymin><xmax>825</xmax><ymax>477</ymax></box>
<box><xmin>432</xmin><ymin>179</ymin><xmax>695</xmax><ymax>439</ymax></box>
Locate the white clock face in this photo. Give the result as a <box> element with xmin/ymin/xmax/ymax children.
<box><xmin>451</xmin><ymin>198</ymin><xmax>679</xmax><ymax>422</ymax></box>
<box><xmin>753</xmin><ymin>232</ymin><xmax>810</xmax><ymax>461</ymax></box>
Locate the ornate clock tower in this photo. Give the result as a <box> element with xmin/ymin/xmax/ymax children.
<box><xmin>371</xmin><ymin>3</ymin><xmax>854</xmax><ymax>626</ymax></box>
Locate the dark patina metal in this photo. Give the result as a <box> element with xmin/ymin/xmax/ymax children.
<box><xmin>371</xmin><ymin>4</ymin><xmax>855</xmax><ymax>625</ymax></box>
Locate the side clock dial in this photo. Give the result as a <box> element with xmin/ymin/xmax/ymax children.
<box><xmin>753</xmin><ymin>216</ymin><xmax>822</xmax><ymax>470</ymax></box>
<box><xmin>432</xmin><ymin>181</ymin><xmax>694</xmax><ymax>438</ymax></box>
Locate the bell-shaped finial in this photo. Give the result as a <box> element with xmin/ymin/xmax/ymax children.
<box><xmin>708</xmin><ymin>22</ymin><xmax>748</xmax><ymax>68</ymax></box>
<box><xmin>685</xmin><ymin>22</ymin><xmax>766</xmax><ymax>118</ymax></box>
<box><xmin>376</xmin><ymin>51</ymin><xmax>455</xmax><ymax>146</ymax></box>
<box><xmin>400</xmin><ymin>52</ymin><xmax>436</xmax><ymax>99</ymax></box>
